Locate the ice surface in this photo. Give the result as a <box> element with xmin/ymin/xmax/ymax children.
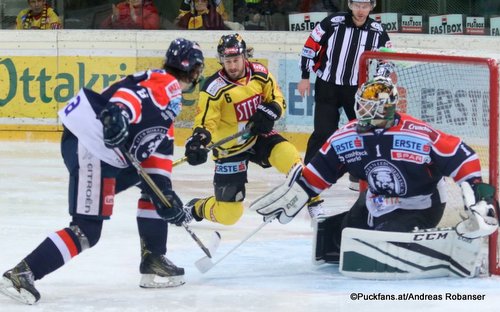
<box><xmin>0</xmin><ymin>141</ymin><xmax>499</xmax><ymax>312</ymax></box>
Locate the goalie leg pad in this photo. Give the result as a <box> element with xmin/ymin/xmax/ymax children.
<box><xmin>255</xmin><ymin>183</ymin><xmax>309</xmax><ymax>224</ymax></box>
<box><xmin>250</xmin><ymin>164</ymin><xmax>309</xmax><ymax>224</ymax></box>
<box><xmin>312</xmin><ymin>212</ymin><xmax>347</xmax><ymax>264</ymax></box>
<box><xmin>339</xmin><ymin>227</ymin><xmax>489</xmax><ymax>279</ymax></box>
<box><xmin>250</xmin><ymin>163</ymin><xmax>303</xmax><ymax>211</ymax></box>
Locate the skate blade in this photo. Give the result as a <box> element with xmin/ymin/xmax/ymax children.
<box><xmin>0</xmin><ymin>277</ymin><xmax>37</xmax><ymax>305</ymax></box>
<box><xmin>139</xmin><ymin>274</ymin><xmax>185</xmax><ymax>288</ymax></box>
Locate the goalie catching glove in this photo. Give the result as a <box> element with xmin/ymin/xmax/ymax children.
<box><xmin>250</xmin><ymin>163</ymin><xmax>310</xmax><ymax>224</ymax></box>
<box><xmin>456</xmin><ymin>182</ymin><xmax>498</xmax><ymax>239</ymax></box>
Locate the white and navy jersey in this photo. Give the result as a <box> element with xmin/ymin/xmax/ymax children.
<box><xmin>300</xmin><ymin>113</ymin><xmax>482</xmax><ymax>217</ymax></box>
<box><xmin>58</xmin><ymin>70</ymin><xmax>181</xmax><ymax>190</ymax></box>
<box><xmin>300</xmin><ymin>12</ymin><xmax>392</xmax><ymax>86</ymax></box>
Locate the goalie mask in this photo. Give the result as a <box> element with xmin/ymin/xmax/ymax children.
<box><xmin>355</xmin><ymin>77</ymin><xmax>398</xmax><ymax>130</ymax></box>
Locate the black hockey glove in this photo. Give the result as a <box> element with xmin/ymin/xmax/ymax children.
<box><xmin>99</xmin><ymin>103</ymin><xmax>130</xmax><ymax>148</ymax></box>
<box><xmin>185</xmin><ymin>127</ymin><xmax>212</xmax><ymax>166</ymax></box>
<box><xmin>248</xmin><ymin>102</ymin><xmax>282</xmax><ymax>135</ymax></box>
<box><xmin>152</xmin><ymin>189</ymin><xmax>188</xmax><ymax>226</ymax></box>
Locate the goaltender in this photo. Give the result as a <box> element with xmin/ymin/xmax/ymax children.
<box><xmin>251</xmin><ymin>76</ymin><xmax>499</xmax><ymax>278</ymax></box>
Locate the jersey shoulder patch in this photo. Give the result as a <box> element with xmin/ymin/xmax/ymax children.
<box><xmin>398</xmin><ymin>114</ymin><xmax>441</xmax><ymax>143</ymax></box>
<box><xmin>331</xmin><ymin>15</ymin><xmax>345</xmax><ymax>24</ymax></box>
<box><xmin>370</xmin><ymin>20</ymin><xmax>384</xmax><ymax>32</ymax></box>
<box><xmin>251</xmin><ymin>62</ymin><xmax>269</xmax><ymax>76</ymax></box>
<box><xmin>139</xmin><ymin>71</ymin><xmax>180</xmax><ymax>108</ymax></box>
<box><xmin>203</xmin><ymin>74</ymin><xmax>228</xmax><ymax>97</ymax></box>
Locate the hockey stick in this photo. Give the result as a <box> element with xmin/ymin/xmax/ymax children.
<box><xmin>195</xmin><ymin>217</ymin><xmax>274</xmax><ymax>273</ymax></box>
<box><xmin>120</xmin><ymin>148</ymin><xmax>220</xmax><ymax>258</ymax></box>
<box><xmin>173</xmin><ymin>125</ymin><xmax>252</xmax><ymax>167</ymax></box>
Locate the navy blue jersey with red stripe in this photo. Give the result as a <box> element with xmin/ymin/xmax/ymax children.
<box><xmin>301</xmin><ymin>113</ymin><xmax>482</xmax><ymax>202</ymax></box>
<box><xmin>60</xmin><ymin>69</ymin><xmax>182</xmax><ymax>191</ymax></box>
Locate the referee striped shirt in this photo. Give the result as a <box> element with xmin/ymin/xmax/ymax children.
<box><xmin>300</xmin><ymin>12</ymin><xmax>391</xmax><ymax>86</ymax></box>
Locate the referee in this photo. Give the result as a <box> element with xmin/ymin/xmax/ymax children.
<box><xmin>298</xmin><ymin>0</ymin><xmax>392</xmax><ymax>190</ymax></box>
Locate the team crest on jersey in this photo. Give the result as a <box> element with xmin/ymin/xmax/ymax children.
<box><xmin>366</xmin><ymin>160</ymin><xmax>407</xmax><ymax>196</ymax></box>
<box><xmin>215</xmin><ymin>161</ymin><xmax>247</xmax><ymax>174</ymax></box>
<box><xmin>206</xmin><ymin>77</ymin><xmax>227</xmax><ymax>96</ymax></box>
<box><xmin>130</xmin><ymin>127</ymin><xmax>168</xmax><ymax>161</ymax></box>
<box><xmin>401</xmin><ymin>120</ymin><xmax>440</xmax><ymax>143</ymax></box>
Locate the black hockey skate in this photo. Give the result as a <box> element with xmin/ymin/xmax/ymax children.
<box><xmin>139</xmin><ymin>248</ymin><xmax>185</xmax><ymax>288</ymax></box>
<box><xmin>0</xmin><ymin>260</ymin><xmax>40</xmax><ymax>305</ymax></box>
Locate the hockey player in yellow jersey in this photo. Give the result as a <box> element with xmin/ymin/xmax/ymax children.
<box><xmin>182</xmin><ymin>33</ymin><xmax>311</xmax><ymax>226</ymax></box>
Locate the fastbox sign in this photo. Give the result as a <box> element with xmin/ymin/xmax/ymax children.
<box><xmin>465</xmin><ymin>16</ymin><xmax>485</xmax><ymax>35</ymax></box>
<box><xmin>288</xmin><ymin>12</ymin><xmax>328</xmax><ymax>32</ymax></box>
<box><xmin>491</xmin><ymin>17</ymin><xmax>500</xmax><ymax>36</ymax></box>
<box><xmin>401</xmin><ymin>15</ymin><xmax>423</xmax><ymax>33</ymax></box>
<box><xmin>429</xmin><ymin>14</ymin><xmax>464</xmax><ymax>35</ymax></box>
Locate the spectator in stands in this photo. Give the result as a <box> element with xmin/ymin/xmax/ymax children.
<box><xmin>233</xmin><ymin>0</ymin><xmax>295</xmax><ymax>30</ymax></box>
<box><xmin>16</xmin><ymin>0</ymin><xmax>62</xmax><ymax>29</ymax></box>
<box><xmin>299</xmin><ymin>0</ymin><xmax>339</xmax><ymax>13</ymax></box>
<box><xmin>176</xmin><ymin>0</ymin><xmax>227</xmax><ymax>30</ymax></box>
<box><xmin>100</xmin><ymin>0</ymin><xmax>160</xmax><ymax>30</ymax></box>
<box><xmin>264</xmin><ymin>0</ymin><xmax>298</xmax><ymax>30</ymax></box>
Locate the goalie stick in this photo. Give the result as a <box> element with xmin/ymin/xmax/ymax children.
<box><xmin>172</xmin><ymin>125</ymin><xmax>252</xmax><ymax>167</ymax></box>
<box><xmin>195</xmin><ymin>218</ymin><xmax>273</xmax><ymax>273</ymax></box>
<box><xmin>120</xmin><ymin>149</ymin><xmax>220</xmax><ymax>258</ymax></box>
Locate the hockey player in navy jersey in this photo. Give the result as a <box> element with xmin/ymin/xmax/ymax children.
<box><xmin>252</xmin><ymin>76</ymin><xmax>498</xmax><ymax>264</ymax></box>
<box><xmin>0</xmin><ymin>38</ymin><xmax>204</xmax><ymax>304</ymax></box>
